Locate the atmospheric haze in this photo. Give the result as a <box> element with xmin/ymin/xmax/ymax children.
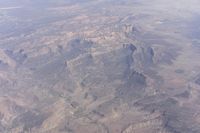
<box><xmin>0</xmin><ymin>0</ymin><xmax>200</xmax><ymax>133</ymax></box>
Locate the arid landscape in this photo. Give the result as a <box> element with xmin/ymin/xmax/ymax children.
<box><xmin>0</xmin><ymin>0</ymin><xmax>200</xmax><ymax>133</ymax></box>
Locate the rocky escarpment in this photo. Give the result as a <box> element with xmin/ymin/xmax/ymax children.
<box><xmin>0</xmin><ymin>34</ymin><xmax>199</xmax><ymax>133</ymax></box>
<box><xmin>195</xmin><ymin>75</ymin><xmax>200</xmax><ymax>85</ymax></box>
<box><xmin>0</xmin><ymin>38</ymin><xmax>156</xmax><ymax>132</ymax></box>
<box><xmin>1</xmin><ymin>0</ymin><xmax>200</xmax><ymax>132</ymax></box>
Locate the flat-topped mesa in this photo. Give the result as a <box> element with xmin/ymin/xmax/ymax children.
<box><xmin>195</xmin><ymin>75</ymin><xmax>200</xmax><ymax>85</ymax></box>
<box><xmin>134</xmin><ymin>46</ymin><xmax>155</xmax><ymax>68</ymax></box>
<box><xmin>0</xmin><ymin>49</ymin><xmax>16</xmax><ymax>69</ymax></box>
<box><xmin>141</xmin><ymin>47</ymin><xmax>154</xmax><ymax>61</ymax></box>
<box><xmin>123</xmin><ymin>43</ymin><xmax>137</xmax><ymax>52</ymax></box>
<box><xmin>68</xmin><ymin>38</ymin><xmax>93</xmax><ymax>50</ymax></box>
<box><xmin>122</xmin><ymin>24</ymin><xmax>139</xmax><ymax>34</ymax></box>
<box><xmin>147</xmin><ymin>47</ymin><xmax>154</xmax><ymax>57</ymax></box>
<box><xmin>5</xmin><ymin>49</ymin><xmax>27</xmax><ymax>65</ymax></box>
<box><xmin>63</xmin><ymin>38</ymin><xmax>93</xmax><ymax>60</ymax></box>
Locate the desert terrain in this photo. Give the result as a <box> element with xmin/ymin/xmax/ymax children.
<box><xmin>0</xmin><ymin>0</ymin><xmax>200</xmax><ymax>133</ymax></box>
